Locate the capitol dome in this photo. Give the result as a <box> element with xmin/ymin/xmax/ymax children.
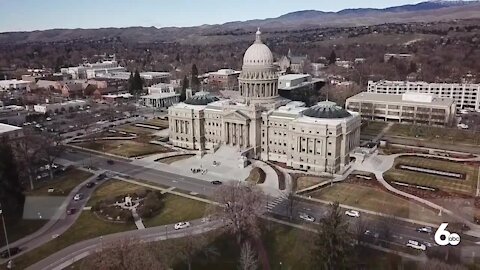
<box><xmin>302</xmin><ymin>101</ymin><xmax>351</xmax><ymax>119</ymax></box>
<box><xmin>242</xmin><ymin>29</ymin><xmax>274</xmax><ymax>67</ymax></box>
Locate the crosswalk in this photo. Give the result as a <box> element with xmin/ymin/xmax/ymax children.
<box><xmin>265</xmin><ymin>195</ymin><xmax>287</xmax><ymax>212</ymax></box>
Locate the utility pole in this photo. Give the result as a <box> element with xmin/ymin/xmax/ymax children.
<box><xmin>0</xmin><ymin>204</ymin><xmax>11</xmax><ymax>260</ymax></box>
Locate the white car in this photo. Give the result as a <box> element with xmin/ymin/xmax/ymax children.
<box><xmin>174</xmin><ymin>221</ymin><xmax>190</xmax><ymax>230</ymax></box>
<box><xmin>406</xmin><ymin>240</ymin><xmax>426</xmax><ymax>251</ymax></box>
<box><xmin>416</xmin><ymin>226</ymin><xmax>433</xmax><ymax>234</ymax></box>
<box><xmin>73</xmin><ymin>193</ymin><xmax>83</xmax><ymax>201</ymax></box>
<box><xmin>345</xmin><ymin>210</ymin><xmax>360</xmax><ymax>218</ymax></box>
<box><xmin>299</xmin><ymin>213</ymin><xmax>315</xmax><ymax>222</ymax></box>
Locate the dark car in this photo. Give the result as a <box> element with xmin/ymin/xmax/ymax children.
<box><xmin>66</xmin><ymin>208</ymin><xmax>76</xmax><ymax>215</ymax></box>
<box><xmin>107</xmin><ymin>160</ymin><xmax>115</xmax><ymax>165</ymax></box>
<box><xmin>96</xmin><ymin>173</ymin><xmax>107</xmax><ymax>181</ymax></box>
<box><xmin>211</xmin><ymin>180</ymin><xmax>223</xmax><ymax>185</ymax></box>
<box><xmin>0</xmin><ymin>247</ymin><xmax>21</xmax><ymax>258</ymax></box>
<box><xmin>85</xmin><ymin>182</ymin><xmax>95</xmax><ymax>188</ymax></box>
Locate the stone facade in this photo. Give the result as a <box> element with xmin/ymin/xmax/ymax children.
<box><xmin>168</xmin><ymin>30</ymin><xmax>360</xmax><ymax>174</ymax></box>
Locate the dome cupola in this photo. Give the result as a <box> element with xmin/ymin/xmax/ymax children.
<box><xmin>242</xmin><ymin>28</ymin><xmax>274</xmax><ymax>67</ymax></box>
<box><xmin>302</xmin><ymin>101</ymin><xmax>351</xmax><ymax>119</ymax></box>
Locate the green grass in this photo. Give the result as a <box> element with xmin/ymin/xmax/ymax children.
<box><xmin>115</xmin><ymin>124</ymin><xmax>157</xmax><ymax>135</ymax></box>
<box><xmin>387</xmin><ymin>123</ymin><xmax>480</xmax><ymax>146</ymax></box>
<box><xmin>361</xmin><ymin>121</ymin><xmax>388</xmax><ymax>136</ymax></box>
<box><xmin>384</xmin><ymin>156</ymin><xmax>478</xmax><ymax>195</ymax></box>
<box><xmin>144</xmin><ymin>119</ymin><xmax>169</xmax><ymax>128</ymax></box>
<box><xmin>143</xmin><ymin>194</ymin><xmax>207</xmax><ymax>227</ymax></box>
<box><xmin>25</xmin><ymin>169</ymin><xmax>93</xmax><ymax>196</ymax></box>
<box><xmin>245</xmin><ymin>167</ymin><xmax>266</xmax><ymax>184</ymax></box>
<box><xmin>7</xmin><ymin>179</ymin><xmax>207</xmax><ymax>269</ymax></box>
<box><xmin>9</xmin><ymin>211</ymin><xmax>136</xmax><ymax>270</ymax></box>
<box><xmin>73</xmin><ymin>139</ymin><xmax>172</xmax><ymax>158</ymax></box>
<box><xmin>308</xmin><ymin>183</ymin><xmax>441</xmax><ymax>224</ymax></box>
<box><xmin>0</xmin><ymin>219</ymin><xmax>47</xmax><ymax>247</ymax></box>
<box><xmin>156</xmin><ymin>154</ymin><xmax>194</xmax><ymax>164</ymax></box>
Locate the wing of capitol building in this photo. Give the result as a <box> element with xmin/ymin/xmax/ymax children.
<box><xmin>168</xmin><ymin>29</ymin><xmax>361</xmax><ymax>174</ymax></box>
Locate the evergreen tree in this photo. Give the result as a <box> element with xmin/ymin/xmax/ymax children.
<box><xmin>180</xmin><ymin>75</ymin><xmax>189</xmax><ymax>101</ymax></box>
<box><xmin>328</xmin><ymin>50</ymin><xmax>337</xmax><ymax>65</ymax></box>
<box><xmin>0</xmin><ymin>143</ymin><xmax>24</xmax><ymax>218</ymax></box>
<box><xmin>312</xmin><ymin>202</ymin><xmax>353</xmax><ymax>270</ymax></box>
<box><xmin>128</xmin><ymin>70</ymin><xmax>144</xmax><ymax>95</ymax></box>
<box><xmin>191</xmin><ymin>64</ymin><xmax>200</xmax><ymax>91</ymax></box>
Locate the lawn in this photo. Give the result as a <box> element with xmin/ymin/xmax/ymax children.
<box><xmin>144</xmin><ymin>119</ymin><xmax>169</xmax><ymax>129</ymax></box>
<box><xmin>156</xmin><ymin>154</ymin><xmax>194</xmax><ymax>164</ymax></box>
<box><xmin>294</xmin><ymin>175</ymin><xmax>331</xmax><ymax>191</ymax></box>
<box><xmin>0</xmin><ymin>219</ymin><xmax>46</xmax><ymax>247</ymax></box>
<box><xmin>245</xmin><ymin>167</ymin><xmax>266</xmax><ymax>184</ymax></box>
<box><xmin>25</xmin><ymin>169</ymin><xmax>93</xmax><ymax>196</ymax></box>
<box><xmin>9</xmin><ymin>211</ymin><xmax>136</xmax><ymax>270</ymax></box>
<box><xmin>361</xmin><ymin>121</ymin><xmax>388</xmax><ymax>136</ymax></box>
<box><xmin>115</xmin><ymin>124</ymin><xmax>157</xmax><ymax>135</ymax></box>
<box><xmin>386</xmin><ymin>123</ymin><xmax>480</xmax><ymax>146</ymax></box>
<box><xmin>143</xmin><ymin>194</ymin><xmax>207</xmax><ymax>227</ymax></box>
<box><xmin>308</xmin><ymin>183</ymin><xmax>441</xmax><ymax>224</ymax></box>
<box><xmin>73</xmin><ymin>139</ymin><xmax>172</xmax><ymax>158</ymax></box>
<box><xmin>384</xmin><ymin>156</ymin><xmax>478</xmax><ymax>195</ymax></box>
<box><xmin>8</xmin><ymin>179</ymin><xmax>208</xmax><ymax>269</ymax></box>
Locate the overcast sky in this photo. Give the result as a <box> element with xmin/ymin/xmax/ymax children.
<box><xmin>0</xmin><ymin>0</ymin><xmax>425</xmax><ymax>32</ymax></box>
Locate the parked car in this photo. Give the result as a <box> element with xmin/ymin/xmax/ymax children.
<box><xmin>107</xmin><ymin>160</ymin><xmax>115</xmax><ymax>165</ymax></box>
<box><xmin>73</xmin><ymin>193</ymin><xmax>83</xmax><ymax>201</ymax></box>
<box><xmin>345</xmin><ymin>210</ymin><xmax>360</xmax><ymax>218</ymax></box>
<box><xmin>66</xmin><ymin>208</ymin><xmax>76</xmax><ymax>215</ymax></box>
<box><xmin>96</xmin><ymin>173</ymin><xmax>107</xmax><ymax>181</ymax></box>
<box><xmin>299</xmin><ymin>213</ymin><xmax>315</xmax><ymax>222</ymax></box>
<box><xmin>0</xmin><ymin>247</ymin><xmax>22</xmax><ymax>258</ymax></box>
<box><xmin>211</xmin><ymin>180</ymin><xmax>223</xmax><ymax>185</ymax></box>
<box><xmin>85</xmin><ymin>182</ymin><xmax>95</xmax><ymax>188</ymax></box>
<box><xmin>406</xmin><ymin>240</ymin><xmax>426</xmax><ymax>251</ymax></box>
<box><xmin>416</xmin><ymin>226</ymin><xmax>433</xmax><ymax>234</ymax></box>
<box><xmin>174</xmin><ymin>222</ymin><xmax>191</xmax><ymax>230</ymax></box>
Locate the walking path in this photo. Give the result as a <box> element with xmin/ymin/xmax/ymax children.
<box><xmin>372</xmin><ymin>122</ymin><xmax>394</xmax><ymax>142</ymax></box>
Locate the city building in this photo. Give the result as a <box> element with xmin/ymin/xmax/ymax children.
<box><xmin>140</xmin><ymin>83</ymin><xmax>180</xmax><ymax>109</ymax></box>
<box><xmin>367</xmin><ymin>80</ymin><xmax>480</xmax><ymax>111</ymax></box>
<box><xmin>384</xmin><ymin>53</ymin><xmax>414</xmax><ymax>62</ymax></box>
<box><xmin>94</xmin><ymin>71</ymin><xmax>170</xmax><ymax>86</ymax></box>
<box><xmin>60</xmin><ymin>60</ymin><xmax>124</xmax><ymax>79</ymax></box>
<box><xmin>168</xmin><ymin>30</ymin><xmax>360</xmax><ymax>174</ymax></box>
<box><xmin>346</xmin><ymin>92</ymin><xmax>456</xmax><ymax>126</ymax></box>
<box><xmin>35</xmin><ymin>80</ymin><xmax>64</xmax><ymax>91</ymax></box>
<box><xmin>33</xmin><ymin>100</ymin><xmax>87</xmax><ymax>114</ymax></box>
<box><xmin>0</xmin><ymin>79</ymin><xmax>33</xmax><ymax>91</ymax></box>
<box><xmin>101</xmin><ymin>93</ymin><xmax>134</xmax><ymax>104</ymax></box>
<box><xmin>61</xmin><ymin>82</ymin><xmax>85</xmax><ymax>98</ymax></box>
<box><xmin>277</xmin><ymin>74</ymin><xmax>324</xmax><ymax>105</ymax></box>
<box><xmin>278</xmin><ymin>49</ymin><xmax>308</xmax><ymax>73</ymax></box>
<box><xmin>207</xmin><ymin>69</ymin><xmax>241</xmax><ymax>91</ymax></box>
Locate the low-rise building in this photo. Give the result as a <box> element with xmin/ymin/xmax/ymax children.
<box><xmin>278</xmin><ymin>74</ymin><xmax>324</xmax><ymax>105</ymax></box>
<box><xmin>94</xmin><ymin>71</ymin><xmax>170</xmax><ymax>86</ymax></box>
<box><xmin>278</xmin><ymin>49</ymin><xmax>308</xmax><ymax>73</ymax></box>
<box><xmin>346</xmin><ymin>92</ymin><xmax>456</xmax><ymax>126</ymax></box>
<box><xmin>367</xmin><ymin>80</ymin><xmax>480</xmax><ymax>111</ymax></box>
<box><xmin>61</xmin><ymin>82</ymin><xmax>85</xmax><ymax>98</ymax></box>
<box><xmin>0</xmin><ymin>79</ymin><xmax>33</xmax><ymax>91</ymax></box>
<box><xmin>384</xmin><ymin>53</ymin><xmax>414</xmax><ymax>62</ymax></box>
<box><xmin>207</xmin><ymin>69</ymin><xmax>241</xmax><ymax>91</ymax></box>
<box><xmin>0</xmin><ymin>105</ymin><xmax>27</xmax><ymax>126</ymax></box>
<box><xmin>33</xmin><ymin>100</ymin><xmax>87</xmax><ymax>114</ymax></box>
<box><xmin>140</xmin><ymin>83</ymin><xmax>180</xmax><ymax>109</ymax></box>
<box><xmin>101</xmin><ymin>93</ymin><xmax>134</xmax><ymax>104</ymax></box>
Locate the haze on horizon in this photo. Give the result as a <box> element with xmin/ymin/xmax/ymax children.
<box><xmin>0</xmin><ymin>0</ymin><xmax>427</xmax><ymax>33</ymax></box>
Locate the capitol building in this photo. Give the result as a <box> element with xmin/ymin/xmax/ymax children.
<box><xmin>168</xmin><ymin>30</ymin><xmax>361</xmax><ymax>173</ymax></box>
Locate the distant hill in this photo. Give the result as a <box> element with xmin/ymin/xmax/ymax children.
<box><xmin>1</xmin><ymin>1</ymin><xmax>479</xmax><ymax>44</ymax></box>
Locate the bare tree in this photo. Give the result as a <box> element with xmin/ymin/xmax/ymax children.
<box><xmin>83</xmin><ymin>238</ymin><xmax>168</xmax><ymax>270</ymax></box>
<box><xmin>176</xmin><ymin>230</ymin><xmax>212</xmax><ymax>270</ymax></box>
<box><xmin>238</xmin><ymin>241</ymin><xmax>258</xmax><ymax>270</ymax></box>
<box><xmin>16</xmin><ymin>130</ymin><xmax>44</xmax><ymax>190</ymax></box>
<box><xmin>39</xmin><ymin>134</ymin><xmax>65</xmax><ymax>180</ymax></box>
<box><xmin>421</xmin><ymin>259</ymin><xmax>467</xmax><ymax>270</ymax></box>
<box><xmin>210</xmin><ymin>181</ymin><xmax>264</xmax><ymax>244</ymax></box>
<box><xmin>353</xmin><ymin>216</ymin><xmax>368</xmax><ymax>245</ymax></box>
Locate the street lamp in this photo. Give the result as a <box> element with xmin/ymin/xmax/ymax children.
<box><xmin>0</xmin><ymin>204</ymin><xmax>11</xmax><ymax>259</ymax></box>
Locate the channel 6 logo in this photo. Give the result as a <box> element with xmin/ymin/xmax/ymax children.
<box><xmin>434</xmin><ymin>223</ymin><xmax>461</xmax><ymax>246</ymax></box>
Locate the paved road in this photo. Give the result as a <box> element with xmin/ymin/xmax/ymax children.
<box><xmin>0</xmin><ymin>172</ymin><xmax>104</xmax><ymax>263</ymax></box>
<box><xmin>8</xmin><ymin>149</ymin><xmax>478</xmax><ymax>269</ymax></box>
<box><xmin>26</xmin><ymin>219</ymin><xmax>222</xmax><ymax>270</ymax></box>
